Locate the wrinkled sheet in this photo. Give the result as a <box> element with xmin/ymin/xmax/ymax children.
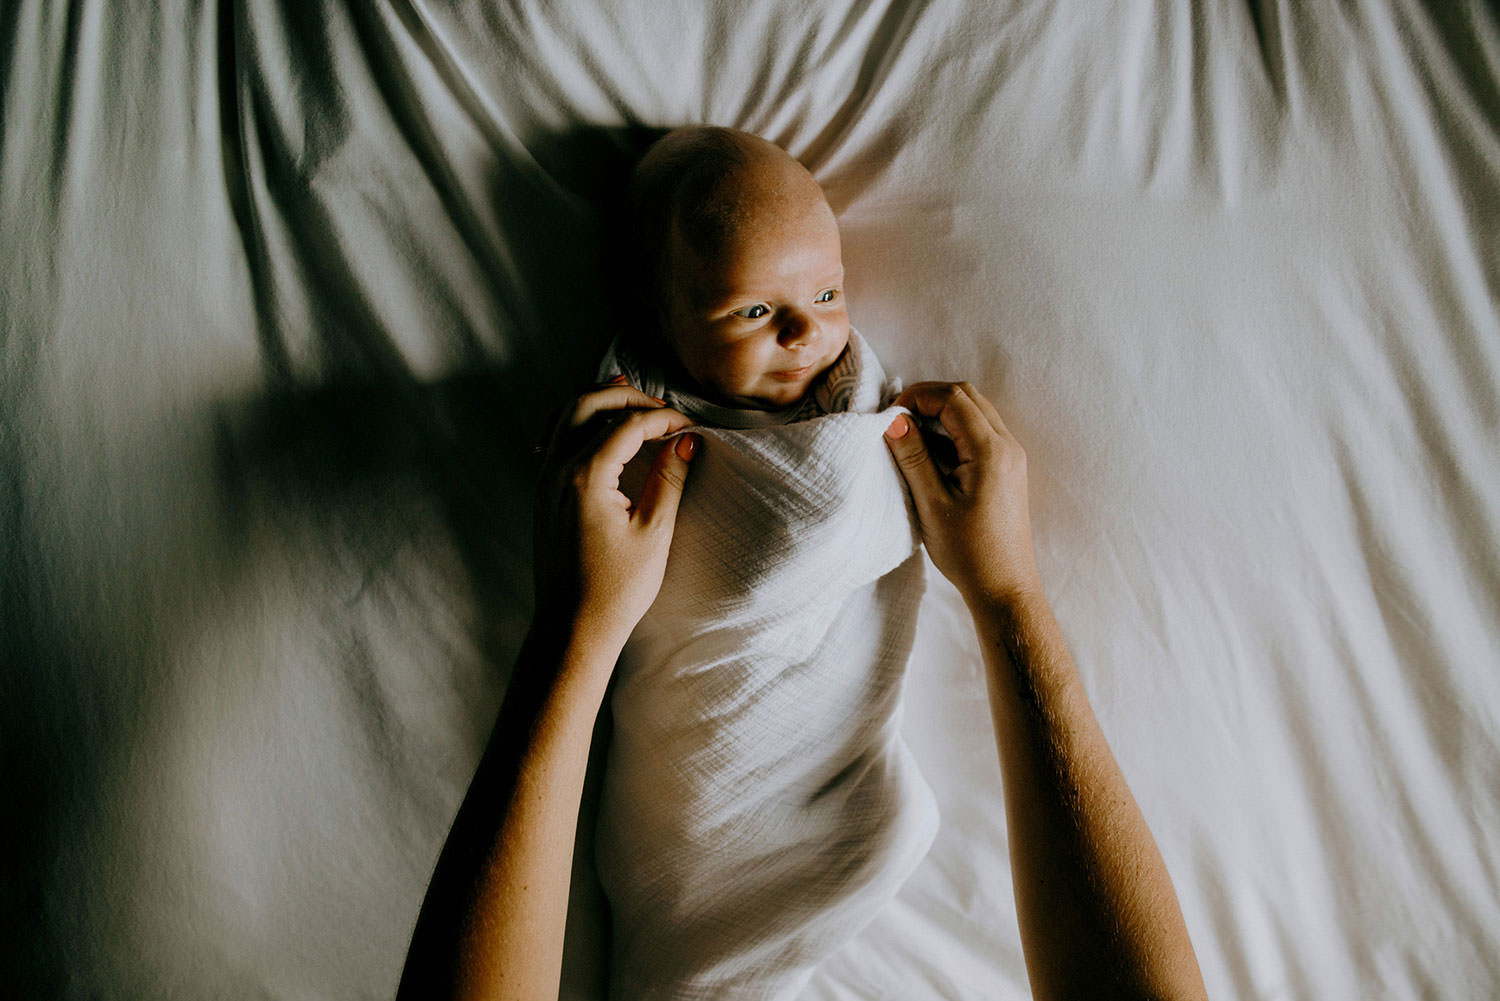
<box><xmin>2</xmin><ymin>1</ymin><xmax>1498</xmax><ymax>998</ymax></box>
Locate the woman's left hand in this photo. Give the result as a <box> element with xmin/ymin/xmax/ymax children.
<box><xmin>532</xmin><ymin>378</ymin><xmax>700</xmax><ymax>654</ymax></box>
<box><xmin>400</xmin><ymin>380</ymin><xmax>698</xmax><ymax>1001</ymax></box>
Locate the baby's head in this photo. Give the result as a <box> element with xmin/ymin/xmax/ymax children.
<box><xmin>628</xmin><ymin>126</ymin><xmax>850</xmax><ymax>411</ymax></box>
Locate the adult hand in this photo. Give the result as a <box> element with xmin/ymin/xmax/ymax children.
<box><xmin>533</xmin><ymin>377</ymin><xmax>700</xmax><ymax>653</ymax></box>
<box><xmin>400</xmin><ymin>378</ymin><xmax>697</xmax><ymax>1001</ymax></box>
<box><xmin>887</xmin><ymin>383</ymin><xmax>1209</xmax><ymax>1001</ymax></box>
<box><xmin>883</xmin><ymin>382</ymin><xmax>1041</xmax><ymax>607</ymax></box>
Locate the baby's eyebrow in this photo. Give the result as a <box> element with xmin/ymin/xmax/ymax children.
<box><xmin>704</xmin><ymin>273</ymin><xmax>844</xmax><ymax>303</ymax></box>
<box><xmin>699</xmin><ymin>284</ymin><xmax>771</xmax><ymax>306</ymax></box>
<box><xmin>699</xmin><ymin>289</ymin><xmax>756</xmax><ymax>311</ymax></box>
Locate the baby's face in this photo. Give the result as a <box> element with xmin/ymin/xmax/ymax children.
<box><xmin>660</xmin><ymin>182</ymin><xmax>850</xmax><ymax>411</ymax></box>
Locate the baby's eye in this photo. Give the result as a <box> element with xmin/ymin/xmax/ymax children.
<box><xmin>732</xmin><ymin>304</ymin><xmax>770</xmax><ymax>319</ymax></box>
<box><xmin>815</xmin><ymin>289</ymin><xmax>839</xmax><ymax>303</ymax></box>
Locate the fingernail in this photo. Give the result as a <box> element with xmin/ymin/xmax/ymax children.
<box><xmin>650</xmin><ymin>396</ymin><xmax>667</xmax><ymax>405</ymax></box>
<box><xmin>610</xmin><ymin>374</ymin><xmax>628</xmax><ymax>385</ymax></box>
<box><xmin>675</xmin><ymin>434</ymin><xmax>699</xmax><ymax>461</ymax></box>
<box><xmin>884</xmin><ymin>415</ymin><xmax>909</xmax><ymax>439</ymax></box>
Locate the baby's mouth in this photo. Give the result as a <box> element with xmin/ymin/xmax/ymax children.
<box><xmin>769</xmin><ymin>363</ymin><xmax>816</xmax><ymax>381</ymax></box>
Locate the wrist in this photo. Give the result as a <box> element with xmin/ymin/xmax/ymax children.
<box><xmin>522</xmin><ymin>605</ymin><xmax>627</xmax><ymax>693</ymax></box>
<box><xmin>964</xmin><ymin>584</ymin><xmax>1076</xmax><ymax>697</ymax></box>
<box><xmin>958</xmin><ymin>571</ymin><xmax>1047</xmax><ymax>620</ymax></box>
<box><xmin>531</xmin><ymin>580</ymin><xmax>633</xmax><ymax>655</ymax></box>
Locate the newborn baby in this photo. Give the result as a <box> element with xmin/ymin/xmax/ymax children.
<box><xmin>595</xmin><ymin>127</ymin><xmax>937</xmax><ymax>1000</ymax></box>
<box><xmin>599</xmin><ymin>125</ymin><xmax>883</xmax><ymax>427</ymax></box>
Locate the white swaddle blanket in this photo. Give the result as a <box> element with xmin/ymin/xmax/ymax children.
<box><xmin>595</xmin><ymin>332</ymin><xmax>939</xmax><ymax>999</ymax></box>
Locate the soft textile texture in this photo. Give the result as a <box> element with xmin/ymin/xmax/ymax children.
<box><xmin>599</xmin><ymin>416</ymin><xmax>936</xmax><ymax>999</ymax></box>
<box><xmin>3</xmin><ymin>2</ymin><xmax>1498</xmax><ymax>1000</ymax></box>
<box><xmin>595</xmin><ymin>332</ymin><xmax>936</xmax><ymax>998</ymax></box>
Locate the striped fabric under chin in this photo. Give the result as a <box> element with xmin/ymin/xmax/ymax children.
<box><xmin>595</xmin><ymin>327</ymin><xmax>898</xmax><ymax>429</ymax></box>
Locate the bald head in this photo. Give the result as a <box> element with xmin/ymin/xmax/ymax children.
<box><xmin>628</xmin><ymin>127</ymin><xmax>835</xmax><ymax>319</ymax></box>
<box><xmin>622</xmin><ymin>126</ymin><xmax>851</xmax><ymax>410</ymax></box>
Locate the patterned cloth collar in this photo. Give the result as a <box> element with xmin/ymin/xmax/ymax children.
<box><xmin>596</xmin><ymin>327</ymin><xmax>898</xmax><ymax>429</ymax></box>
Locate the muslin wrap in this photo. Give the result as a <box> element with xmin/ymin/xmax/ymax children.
<box><xmin>595</xmin><ymin>332</ymin><xmax>939</xmax><ymax>999</ymax></box>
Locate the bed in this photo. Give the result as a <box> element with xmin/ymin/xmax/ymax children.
<box><xmin>3</xmin><ymin>1</ymin><xmax>1497</xmax><ymax>997</ymax></box>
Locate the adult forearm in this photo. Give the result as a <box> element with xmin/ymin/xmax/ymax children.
<box><xmin>968</xmin><ymin>591</ymin><xmax>1207</xmax><ymax>1001</ymax></box>
<box><xmin>397</xmin><ymin>620</ymin><xmax>619</xmax><ymax>1001</ymax></box>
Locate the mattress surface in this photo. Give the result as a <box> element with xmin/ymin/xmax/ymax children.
<box><xmin>2</xmin><ymin>2</ymin><xmax>1497</xmax><ymax>998</ymax></box>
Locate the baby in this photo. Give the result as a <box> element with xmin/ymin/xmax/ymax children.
<box><xmin>595</xmin><ymin>127</ymin><xmax>936</xmax><ymax>1000</ymax></box>
<box><xmin>600</xmin><ymin>125</ymin><xmax>890</xmax><ymax>426</ymax></box>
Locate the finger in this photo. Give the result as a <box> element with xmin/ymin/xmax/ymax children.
<box><xmin>893</xmin><ymin>382</ymin><xmax>998</xmax><ymax>465</ymax></box>
<box><xmin>592</xmin><ymin>373</ymin><xmax>645</xmax><ymax>394</ymax></box>
<box><xmin>543</xmin><ymin>384</ymin><xmax>668</xmax><ymax>459</ymax></box>
<box><xmin>953</xmin><ymin>382</ymin><xmax>1013</xmax><ymax>439</ymax></box>
<box><xmin>591</xmin><ymin>407</ymin><xmax>697</xmax><ymax>473</ymax></box>
<box><xmin>568</xmin><ymin>384</ymin><xmax>668</xmax><ymax>429</ymax></box>
<box><xmin>883</xmin><ymin>413</ymin><xmax>949</xmax><ymax>513</ymax></box>
<box><xmin>637</xmin><ymin>432</ymin><xmax>699</xmax><ymax>528</ymax></box>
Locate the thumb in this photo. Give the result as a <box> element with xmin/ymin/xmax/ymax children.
<box><xmin>883</xmin><ymin>413</ymin><xmax>946</xmax><ymax>513</ymax></box>
<box><xmin>637</xmin><ymin>432</ymin><xmax>699</xmax><ymax>528</ymax></box>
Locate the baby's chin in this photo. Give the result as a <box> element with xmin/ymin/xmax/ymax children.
<box><xmin>734</xmin><ymin>368</ymin><xmax>830</xmax><ymax>410</ymax></box>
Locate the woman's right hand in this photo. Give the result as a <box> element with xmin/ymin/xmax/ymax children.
<box><xmin>882</xmin><ymin>382</ymin><xmax>1042</xmax><ymax>608</ymax></box>
<box><xmin>532</xmin><ymin>377</ymin><xmax>699</xmax><ymax>655</ymax></box>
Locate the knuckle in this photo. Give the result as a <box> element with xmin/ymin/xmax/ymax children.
<box><xmin>654</xmin><ymin>462</ymin><xmax>686</xmax><ymax>492</ymax></box>
<box><xmin>895</xmin><ymin>446</ymin><xmax>929</xmax><ymax>471</ymax></box>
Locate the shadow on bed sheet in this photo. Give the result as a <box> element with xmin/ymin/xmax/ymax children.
<box><xmin>210</xmin><ymin>123</ymin><xmax>666</xmax><ymax>998</ymax></box>
<box><xmin>210</xmin><ymin>120</ymin><xmax>669</xmax><ymax>684</ymax></box>
<box><xmin>1</xmin><ymin>122</ymin><xmax>657</xmax><ymax>997</ymax></box>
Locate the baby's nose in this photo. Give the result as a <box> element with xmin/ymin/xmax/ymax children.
<box><xmin>777</xmin><ymin>309</ymin><xmax>815</xmax><ymax>348</ymax></box>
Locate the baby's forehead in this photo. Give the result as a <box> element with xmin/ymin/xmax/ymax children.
<box><xmin>674</xmin><ymin>171</ymin><xmax>833</xmax><ymax>264</ymax></box>
<box><xmin>668</xmin><ymin>165</ymin><xmax>797</xmax><ymax>240</ymax></box>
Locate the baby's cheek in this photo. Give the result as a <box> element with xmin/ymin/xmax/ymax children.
<box><xmin>724</xmin><ymin>340</ymin><xmax>774</xmax><ymax>383</ymax></box>
<box><xmin>680</xmin><ymin>336</ymin><xmax>749</xmax><ymax>389</ymax></box>
<box><xmin>829</xmin><ymin>314</ymin><xmax>851</xmax><ymax>347</ymax></box>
